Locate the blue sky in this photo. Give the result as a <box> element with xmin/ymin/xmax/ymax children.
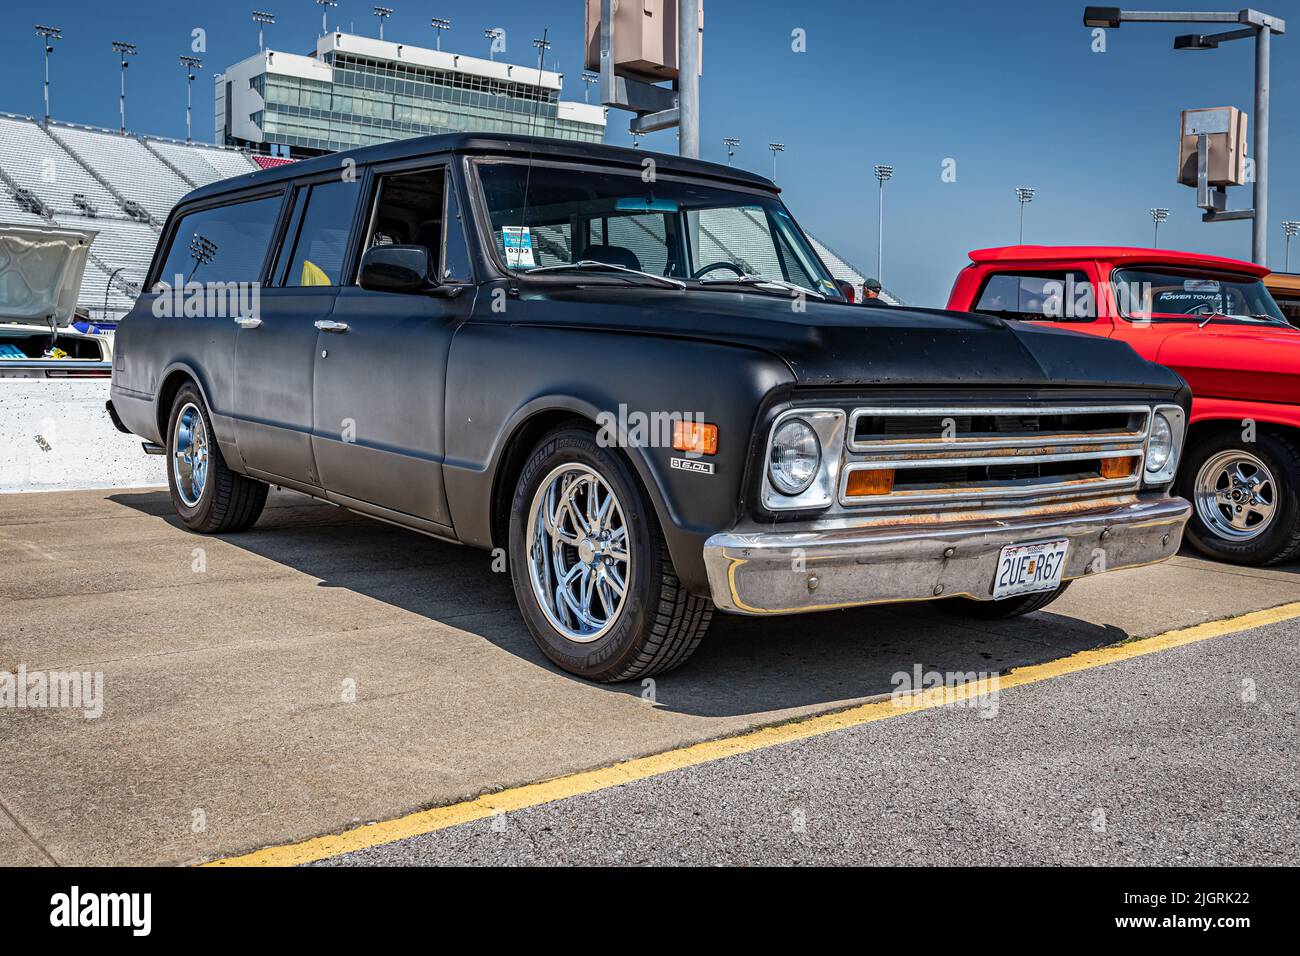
<box><xmin>1</xmin><ymin>0</ymin><xmax>1298</xmax><ymax>304</ymax></box>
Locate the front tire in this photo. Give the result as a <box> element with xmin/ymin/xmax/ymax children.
<box><xmin>940</xmin><ymin>582</ymin><xmax>1071</xmax><ymax>620</ymax></box>
<box><xmin>507</xmin><ymin>426</ymin><xmax>712</xmax><ymax>682</ymax></box>
<box><xmin>165</xmin><ymin>383</ymin><xmax>268</xmax><ymax>533</ymax></box>
<box><xmin>1179</xmin><ymin>429</ymin><xmax>1300</xmax><ymax>566</ymax></box>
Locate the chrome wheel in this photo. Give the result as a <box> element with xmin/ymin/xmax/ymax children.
<box><xmin>525</xmin><ymin>463</ymin><xmax>632</xmax><ymax>644</ymax></box>
<box><xmin>1194</xmin><ymin>450</ymin><xmax>1278</xmax><ymax>542</ymax></box>
<box><xmin>173</xmin><ymin>402</ymin><xmax>210</xmax><ymax>508</ymax></box>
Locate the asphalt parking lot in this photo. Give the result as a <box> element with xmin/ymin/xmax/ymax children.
<box><xmin>2</xmin><ymin>487</ymin><xmax>1298</xmax><ymax>866</ymax></box>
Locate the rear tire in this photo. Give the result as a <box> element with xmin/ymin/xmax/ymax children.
<box><xmin>507</xmin><ymin>425</ymin><xmax>712</xmax><ymax>682</ymax></box>
<box><xmin>1178</xmin><ymin>429</ymin><xmax>1300</xmax><ymax>566</ymax></box>
<box><xmin>940</xmin><ymin>582</ymin><xmax>1071</xmax><ymax>620</ymax></box>
<box><xmin>165</xmin><ymin>383</ymin><xmax>268</xmax><ymax>533</ymax></box>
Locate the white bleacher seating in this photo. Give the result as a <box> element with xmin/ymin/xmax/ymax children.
<box><xmin>51</xmin><ymin>125</ymin><xmax>192</xmax><ymax>223</ymax></box>
<box><xmin>147</xmin><ymin>139</ymin><xmax>259</xmax><ymax>187</ymax></box>
<box><xmin>0</xmin><ymin>115</ymin><xmax>119</xmax><ymax>215</ymax></box>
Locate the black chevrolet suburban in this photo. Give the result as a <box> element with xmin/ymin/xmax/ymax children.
<box><xmin>109</xmin><ymin>133</ymin><xmax>1193</xmax><ymax>681</ymax></box>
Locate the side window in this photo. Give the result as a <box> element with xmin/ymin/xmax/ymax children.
<box><xmin>154</xmin><ymin>194</ymin><xmax>282</xmax><ymax>288</ymax></box>
<box><xmin>972</xmin><ymin>271</ymin><xmax>1091</xmax><ymax>322</ymax></box>
<box><xmin>279</xmin><ymin>179</ymin><xmax>360</xmax><ymax>287</ymax></box>
<box><xmin>363</xmin><ymin>166</ymin><xmax>465</xmax><ymax>281</ymax></box>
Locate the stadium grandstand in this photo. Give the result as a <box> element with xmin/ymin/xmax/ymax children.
<box><xmin>0</xmin><ymin>111</ymin><xmax>262</xmax><ymax>321</ymax></box>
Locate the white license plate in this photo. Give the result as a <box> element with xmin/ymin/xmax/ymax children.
<box><xmin>992</xmin><ymin>539</ymin><xmax>1070</xmax><ymax>600</ymax></box>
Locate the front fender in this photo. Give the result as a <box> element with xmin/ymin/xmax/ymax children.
<box><xmin>1190</xmin><ymin>396</ymin><xmax>1300</xmax><ymax>432</ymax></box>
<box><xmin>442</xmin><ymin>321</ymin><xmax>793</xmax><ymax>594</ymax></box>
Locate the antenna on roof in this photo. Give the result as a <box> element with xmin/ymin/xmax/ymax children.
<box><xmin>515</xmin><ymin>29</ymin><xmax>551</xmax><ymax>280</ymax></box>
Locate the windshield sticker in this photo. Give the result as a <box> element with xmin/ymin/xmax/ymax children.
<box><xmin>502</xmin><ymin>226</ymin><xmax>535</xmax><ymax>269</ymax></box>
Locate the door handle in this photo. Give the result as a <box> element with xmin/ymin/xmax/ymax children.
<box><xmin>314</xmin><ymin>320</ymin><xmax>350</xmax><ymax>333</ymax></box>
<box><xmin>234</xmin><ymin>317</ymin><xmax>262</xmax><ymax>329</ymax></box>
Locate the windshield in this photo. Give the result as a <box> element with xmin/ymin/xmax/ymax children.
<box><xmin>475</xmin><ymin>160</ymin><xmax>843</xmax><ymax>299</ymax></box>
<box><xmin>1112</xmin><ymin>267</ymin><xmax>1288</xmax><ymax>325</ymax></box>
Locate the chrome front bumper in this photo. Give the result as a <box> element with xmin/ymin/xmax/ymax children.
<box><xmin>703</xmin><ymin>497</ymin><xmax>1192</xmax><ymax>616</ymax></box>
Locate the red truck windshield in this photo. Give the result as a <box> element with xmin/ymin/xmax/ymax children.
<box><xmin>1113</xmin><ymin>267</ymin><xmax>1288</xmax><ymax>325</ymax></box>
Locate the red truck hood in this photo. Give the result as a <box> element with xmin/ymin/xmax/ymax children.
<box><xmin>1155</xmin><ymin>324</ymin><xmax>1300</xmax><ymax>406</ymax></box>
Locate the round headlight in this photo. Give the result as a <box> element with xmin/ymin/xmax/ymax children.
<box><xmin>1147</xmin><ymin>413</ymin><xmax>1174</xmax><ymax>473</ymax></box>
<box><xmin>769</xmin><ymin>419</ymin><xmax>821</xmax><ymax>495</ymax></box>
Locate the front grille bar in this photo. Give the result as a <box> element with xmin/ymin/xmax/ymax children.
<box><xmin>839</xmin><ymin>404</ymin><xmax>1151</xmax><ymax>509</ymax></box>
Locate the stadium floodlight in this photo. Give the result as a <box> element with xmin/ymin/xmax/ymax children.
<box><xmin>315</xmin><ymin>0</ymin><xmax>338</xmax><ymax>36</ymax></box>
<box><xmin>723</xmin><ymin>137</ymin><xmax>741</xmax><ymax>166</ymax></box>
<box><xmin>1080</xmin><ymin>6</ymin><xmax>1285</xmax><ymax>266</ymax></box>
<box><xmin>873</xmin><ymin>164</ymin><xmax>894</xmax><ymax>286</ymax></box>
<box><xmin>484</xmin><ymin>28</ymin><xmax>505</xmax><ymax>60</ymax></box>
<box><xmin>581</xmin><ymin>71</ymin><xmax>598</xmax><ymax>103</ymax></box>
<box><xmin>430</xmin><ymin>17</ymin><xmax>451</xmax><ymax>50</ymax></box>
<box><xmin>768</xmin><ymin>142</ymin><xmax>785</xmax><ymax>181</ymax></box>
<box><xmin>35</xmin><ymin>25</ymin><xmax>62</xmax><ymax>126</ymax></box>
<box><xmin>1150</xmin><ymin>207</ymin><xmax>1170</xmax><ymax>248</ymax></box>
<box><xmin>1284</xmin><ymin>220</ymin><xmax>1300</xmax><ymax>271</ymax></box>
<box><xmin>1016</xmin><ymin>186</ymin><xmax>1036</xmax><ymax>243</ymax></box>
<box><xmin>252</xmin><ymin>11</ymin><xmax>276</xmax><ymax>51</ymax></box>
<box><xmin>179</xmin><ymin>56</ymin><xmax>203</xmax><ymax>143</ymax></box>
<box><xmin>111</xmin><ymin>41</ymin><xmax>138</xmax><ymax>135</ymax></box>
<box><xmin>373</xmin><ymin>7</ymin><xmax>393</xmax><ymax>41</ymax></box>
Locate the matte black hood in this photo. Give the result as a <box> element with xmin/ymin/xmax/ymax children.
<box><xmin>512</xmin><ymin>286</ymin><xmax>1186</xmax><ymax>394</ymax></box>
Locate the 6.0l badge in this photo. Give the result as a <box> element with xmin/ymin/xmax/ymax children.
<box><xmin>670</xmin><ymin>457</ymin><xmax>715</xmax><ymax>476</ymax></box>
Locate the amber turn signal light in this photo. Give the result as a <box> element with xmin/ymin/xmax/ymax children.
<box><xmin>845</xmin><ymin>468</ymin><xmax>895</xmax><ymax>497</ymax></box>
<box><xmin>1100</xmin><ymin>456</ymin><xmax>1137</xmax><ymax>479</ymax></box>
<box><xmin>673</xmin><ymin>421</ymin><xmax>718</xmax><ymax>456</ymax></box>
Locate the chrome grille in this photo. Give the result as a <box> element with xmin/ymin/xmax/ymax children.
<box><xmin>840</xmin><ymin>405</ymin><xmax>1152</xmax><ymax>508</ymax></box>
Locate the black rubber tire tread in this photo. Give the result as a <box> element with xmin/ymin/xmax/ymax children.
<box><xmin>166</xmin><ymin>383</ymin><xmax>268</xmax><ymax>534</ymax></box>
<box><xmin>939</xmin><ymin>581</ymin><xmax>1072</xmax><ymax>620</ymax></box>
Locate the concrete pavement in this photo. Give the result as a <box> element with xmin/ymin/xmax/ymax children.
<box><xmin>315</xmin><ymin>617</ymin><xmax>1300</xmax><ymax>866</ymax></box>
<box><xmin>1</xmin><ymin>487</ymin><xmax>1297</xmax><ymax>865</ymax></box>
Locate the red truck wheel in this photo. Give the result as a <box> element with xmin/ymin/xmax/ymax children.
<box><xmin>1179</xmin><ymin>430</ymin><xmax>1300</xmax><ymax>566</ymax></box>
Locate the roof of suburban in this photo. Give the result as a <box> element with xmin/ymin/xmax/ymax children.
<box><xmin>968</xmin><ymin>245</ymin><xmax>1268</xmax><ymax>277</ymax></box>
<box><xmin>179</xmin><ymin>132</ymin><xmax>777</xmax><ymax>207</ymax></box>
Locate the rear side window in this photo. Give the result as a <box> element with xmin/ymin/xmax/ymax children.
<box><xmin>279</xmin><ymin>179</ymin><xmax>361</xmax><ymax>287</ymax></box>
<box><xmin>154</xmin><ymin>194</ymin><xmax>282</xmax><ymax>287</ymax></box>
<box><xmin>973</xmin><ymin>270</ymin><xmax>1092</xmax><ymax>322</ymax></box>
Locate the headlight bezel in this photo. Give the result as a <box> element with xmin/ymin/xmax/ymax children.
<box><xmin>1143</xmin><ymin>404</ymin><xmax>1186</xmax><ymax>486</ymax></box>
<box><xmin>761</xmin><ymin>408</ymin><xmax>845</xmax><ymax>511</ymax></box>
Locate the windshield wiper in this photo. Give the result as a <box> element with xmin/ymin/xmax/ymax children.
<box><xmin>698</xmin><ymin>273</ymin><xmax>827</xmax><ymax>300</ymax></box>
<box><xmin>524</xmin><ymin>260</ymin><xmax>685</xmax><ymax>290</ymax></box>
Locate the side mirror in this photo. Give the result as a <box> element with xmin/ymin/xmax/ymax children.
<box><xmin>358</xmin><ymin>245</ymin><xmax>435</xmax><ymax>294</ymax></box>
<box><xmin>836</xmin><ymin>280</ymin><xmax>856</xmax><ymax>303</ymax></box>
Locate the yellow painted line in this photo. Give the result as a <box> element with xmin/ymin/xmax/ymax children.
<box><xmin>204</xmin><ymin>600</ymin><xmax>1300</xmax><ymax>867</ymax></box>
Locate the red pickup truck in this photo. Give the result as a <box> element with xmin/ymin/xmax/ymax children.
<box><xmin>948</xmin><ymin>246</ymin><xmax>1299</xmax><ymax>566</ymax></box>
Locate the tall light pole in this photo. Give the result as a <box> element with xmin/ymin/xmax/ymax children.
<box><xmin>35</xmin><ymin>25</ymin><xmax>62</xmax><ymax>126</ymax></box>
<box><xmin>484</xmin><ymin>28</ymin><xmax>504</xmax><ymax>60</ymax></box>
<box><xmin>179</xmin><ymin>56</ymin><xmax>203</xmax><ymax>143</ymax></box>
<box><xmin>874</xmin><ymin>165</ymin><xmax>893</xmax><ymax>287</ymax></box>
<box><xmin>1084</xmin><ymin>7</ymin><xmax>1286</xmax><ymax>266</ymax></box>
<box><xmin>1151</xmin><ymin>207</ymin><xmax>1170</xmax><ymax>247</ymax></box>
<box><xmin>768</xmin><ymin>142</ymin><xmax>784</xmax><ymax>181</ymax></box>
<box><xmin>315</xmin><ymin>0</ymin><xmax>338</xmax><ymax>36</ymax></box>
<box><xmin>581</xmin><ymin>71</ymin><xmax>598</xmax><ymax>103</ymax></box>
<box><xmin>430</xmin><ymin>17</ymin><xmax>450</xmax><ymax>50</ymax></box>
<box><xmin>678</xmin><ymin>0</ymin><xmax>700</xmax><ymax>159</ymax></box>
<box><xmin>372</xmin><ymin>6</ymin><xmax>392</xmax><ymax>40</ymax></box>
<box><xmin>111</xmin><ymin>41</ymin><xmax>137</xmax><ymax>136</ymax></box>
<box><xmin>252</xmin><ymin>11</ymin><xmax>276</xmax><ymax>51</ymax></box>
<box><xmin>1016</xmin><ymin>186</ymin><xmax>1035</xmax><ymax>243</ymax></box>
<box><xmin>723</xmin><ymin>137</ymin><xmax>740</xmax><ymax>165</ymax></box>
<box><xmin>1284</xmin><ymin>220</ymin><xmax>1300</xmax><ymax>271</ymax></box>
